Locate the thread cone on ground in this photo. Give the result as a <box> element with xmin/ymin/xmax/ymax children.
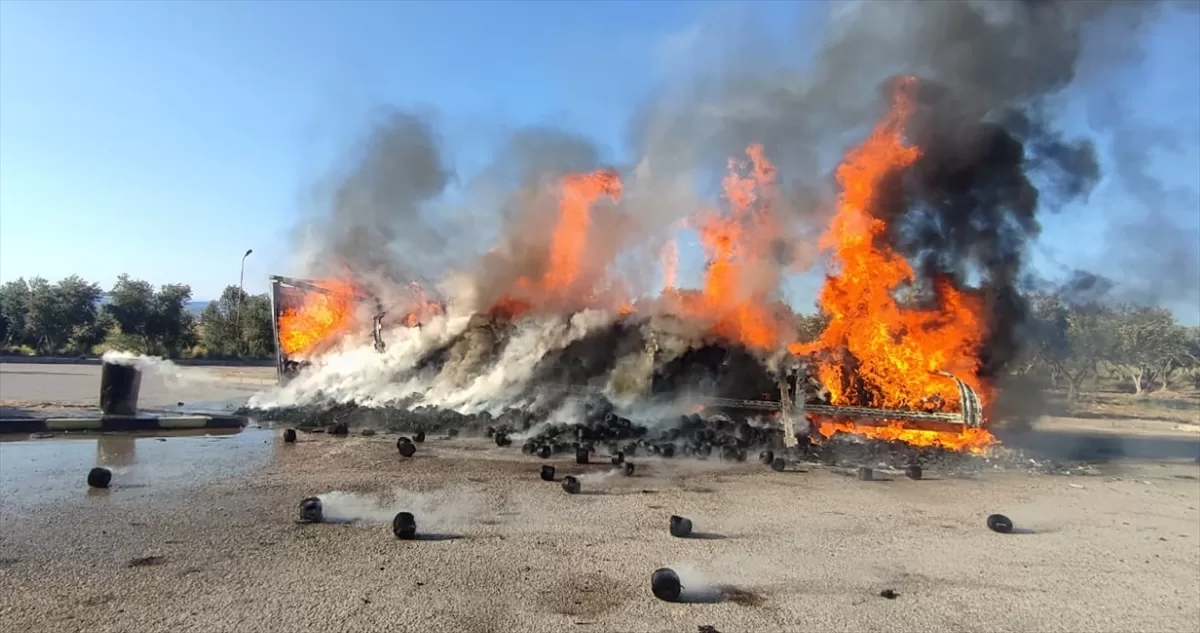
<box><xmin>905</xmin><ymin>465</ymin><xmax>922</xmax><ymax>480</ymax></box>
<box><xmin>299</xmin><ymin>497</ymin><xmax>323</xmax><ymax>523</ymax></box>
<box><xmin>669</xmin><ymin>515</ymin><xmax>693</xmax><ymax>538</ymax></box>
<box><xmin>87</xmin><ymin>467</ymin><xmax>112</xmax><ymax>489</ymax></box>
<box><xmin>759</xmin><ymin>450</ymin><xmax>774</xmax><ymax>465</ymax></box>
<box><xmin>331</xmin><ymin>422</ymin><xmax>349</xmax><ymax>436</ymax></box>
<box><xmin>576</xmin><ymin>448</ymin><xmax>590</xmax><ymax>464</ymax></box>
<box><xmin>398</xmin><ymin>440</ymin><xmax>416</xmax><ymax>458</ymax></box>
<box><xmin>562</xmin><ymin>476</ymin><xmax>581</xmax><ymax>494</ymax></box>
<box><xmin>392</xmin><ymin>512</ymin><xmax>417</xmax><ymax>540</ymax></box>
<box><xmin>283</xmin><ymin>429</ymin><xmax>297</xmax><ymax>443</ymax></box>
<box><xmin>540</xmin><ymin>465</ymin><xmax>556</xmax><ymax>481</ymax></box>
<box><xmin>651</xmin><ymin>568</ymin><xmax>682</xmax><ymax>602</ymax></box>
<box><xmin>771</xmin><ymin>457</ymin><xmax>786</xmax><ymax>472</ymax></box>
<box><xmin>413</xmin><ymin>430</ymin><xmax>426</xmax><ymax>443</ymax></box>
<box><xmin>537</xmin><ymin>445</ymin><xmax>552</xmax><ymax>459</ymax></box>
<box><xmin>987</xmin><ymin>514</ymin><xmax>1014</xmax><ymax>534</ymax></box>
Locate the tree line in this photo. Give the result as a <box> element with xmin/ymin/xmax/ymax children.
<box><xmin>0</xmin><ymin>275</ymin><xmax>276</xmax><ymax>360</ymax></box>
<box><xmin>2</xmin><ymin>275</ymin><xmax>1198</xmax><ymax>400</ymax></box>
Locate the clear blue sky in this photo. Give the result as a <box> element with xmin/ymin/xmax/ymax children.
<box><xmin>1</xmin><ymin>1</ymin><xmax>1197</xmax><ymax>322</ymax></box>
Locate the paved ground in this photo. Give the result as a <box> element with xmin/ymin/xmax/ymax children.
<box><xmin>0</xmin><ymin>362</ymin><xmax>274</xmax><ymax>417</ymax></box>
<box><xmin>0</xmin><ymin>431</ymin><xmax>1198</xmax><ymax>633</ymax></box>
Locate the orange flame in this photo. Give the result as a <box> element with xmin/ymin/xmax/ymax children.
<box><xmin>813</xmin><ymin>418</ymin><xmax>998</xmax><ymax>454</ymax></box>
<box><xmin>790</xmin><ymin>76</ymin><xmax>995</xmax><ymax>451</ymax></box>
<box><xmin>277</xmin><ymin>279</ymin><xmax>357</xmax><ymax>357</ymax></box>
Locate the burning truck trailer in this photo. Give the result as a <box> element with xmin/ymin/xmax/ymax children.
<box><xmin>262</xmin><ymin>276</ymin><xmax>992</xmax><ymax>468</ymax></box>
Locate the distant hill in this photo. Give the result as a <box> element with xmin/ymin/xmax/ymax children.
<box><xmin>94</xmin><ymin>294</ymin><xmax>212</xmax><ymax>315</ymax></box>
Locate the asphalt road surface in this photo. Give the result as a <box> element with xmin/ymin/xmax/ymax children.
<box><xmin>0</xmin><ymin>362</ymin><xmax>274</xmax><ymax>414</ymax></box>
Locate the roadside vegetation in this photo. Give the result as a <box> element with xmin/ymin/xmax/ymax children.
<box><xmin>0</xmin><ymin>276</ymin><xmax>275</xmax><ymax>360</ymax></box>
<box><xmin>1</xmin><ymin>275</ymin><xmax>1197</xmax><ymax>419</ymax></box>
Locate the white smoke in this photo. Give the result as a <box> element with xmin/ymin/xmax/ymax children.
<box><xmin>314</xmin><ymin>487</ymin><xmax>486</xmax><ymax>533</ymax></box>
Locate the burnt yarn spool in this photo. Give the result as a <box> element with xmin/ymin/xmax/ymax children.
<box><xmin>413</xmin><ymin>430</ymin><xmax>426</xmax><ymax>443</ymax></box>
<box><xmin>561</xmin><ymin>476</ymin><xmax>581</xmax><ymax>495</ymax></box>
<box><xmin>283</xmin><ymin>428</ymin><xmax>297</xmax><ymax>443</ymax></box>
<box><xmin>610</xmin><ymin>451</ymin><xmax>624</xmax><ymax>465</ymax></box>
<box><xmin>99</xmin><ymin>362</ymin><xmax>141</xmax><ymax>416</ymax></box>
<box><xmin>759</xmin><ymin>450</ymin><xmax>774</xmax><ymax>465</ymax></box>
<box><xmin>398</xmin><ymin>440</ymin><xmax>417</xmax><ymax>458</ymax></box>
<box><xmin>536</xmin><ymin>445</ymin><xmax>552</xmax><ymax>459</ymax></box>
<box><xmin>771</xmin><ymin>457</ymin><xmax>786</xmax><ymax>472</ymax></box>
<box><xmin>87</xmin><ymin>467</ymin><xmax>112</xmax><ymax>489</ymax></box>
<box><xmin>651</xmin><ymin>568</ymin><xmax>682</xmax><ymax>602</ymax></box>
<box><xmin>299</xmin><ymin>497</ymin><xmax>323</xmax><ymax>523</ymax></box>
<box><xmin>392</xmin><ymin>512</ymin><xmax>417</xmax><ymax>540</ymax></box>
<box><xmin>905</xmin><ymin>465</ymin><xmax>923</xmax><ymax>480</ymax></box>
<box><xmin>540</xmin><ymin>465</ymin><xmax>556</xmax><ymax>481</ymax></box>
<box><xmin>987</xmin><ymin>514</ymin><xmax>1014</xmax><ymax>534</ymax></box>
<box><xmin>331</xmin><ymin>422</ymin><xmax>349</xmax><ymax>437</ymax></box>
<box><xmin>575</xmin><ymin>448</ymin><xmax>590</xmax><ymax>465</ymax></box>
<box><xmin>669</xmin><ymin>515</ymin><xmax>693</xmax><ymax>538</ymax></box>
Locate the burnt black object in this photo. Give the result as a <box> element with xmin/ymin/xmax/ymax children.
<box><xmin>611</xmin><ymin>451</ymin><xmax>624</xmax><ymax>465</ymax></box>
<box><xmin>879</xmin><ymin>589</ymin><xmax>899</xmax><ymax>600</ymax></box>
<box><xmin>721</xmin><ymin>446</ymin><xmax>738</xmax><ymax>462</ymax></box>
<box><xmin>905</xmin><ymin>465</ymin><xmax>923</xmax><ymax>480</ymax></box>
<box><xmin>398</xmin><ymin>439</ymin><xmax>417</xmax><ymax>458</ymax></box>
<box><xmin>495</xmin><ymin>433</ymin><xmax>513</xmax><ymax>447</ymax></box>
<box><xmin>575</xmin><ymin>448</ymin><xmax>590</xmax><ymax>465</ymax></box>
<box><xmin>413</xmin><ymin>430</ymin><xmax>426</xmax><ymax>443</ymax></box>
<box><xmin>99</xmin><ymin>362</ymin><xmax>142</xmax><ymax>416</ymax></box>
<box><xmin>87</xmin><ymin>467</ymin><xmax>112</xmax><ymax>489</ymax></box>
<box><xmin>759</xmin><ymin>450</ymin><xmax>774</xmax><ymax>465</ymax></box>
<box><xmin>392</xmin><ymin>512</ymin><xmax>417</xmax><ymax>540</ymax></box>
<box><xmin>299</xmin><ymin>497</ymin><xmax>323</xmax><ymax>523</ymax></box>
<box><xmin>562</xmin><ymin>476</ymin><xmax>581</xmax><ymax>494</ymax></box>
<box><xmin>987</xmin><ymin>514</ymin><xmax>1014</xmax><ymax>534</ymax></box>
<box><xmin>771</xmin><ymin>457</ymin><xmax>786</xmax><ymax>472</ymax></box>
<box><xmin>283</xmin><ymin>428</ymin><xmax>297</xmax><ymax>443</ymax></box>
<box><xmin>521</xmin><ymin>442</ymin><xmax>535</xmax><ymax>455</ymax></box>
<box><xmin>651</xmin><ymin>568</ymin><xmax>682</xmax><ymax>602</ymax></box>
<box><xmin>660</xmin><ymin>444</ymin><xmax>675</xmax><ymax>459</ymax></box>
<box><xmin>857</xmin><ymin>467</ymin><xmax>874</xmax><ymax>481</ymax></box>
<box><xmin>540</xmin><ymin>465</ymin><xmax>556</xmax><ymax>481</ymax></box>
<box><xmin>669</xmin><ymin>515</ymin><xmax>693</xmax><ymax>538</ymax></box>
<box><xmin>331</xmin><ymin>422</ymin><xmax>349</xmax><ymax>437</ymax></box>
<box><xmin>536</xmin><ymin>445</ymin><xmax>552</xmax><ymax>459</ymax></box>
<box><xmin>622</xmin><ymin>462</ymin><xmax>635</xmax><ymax>476</ymax></box>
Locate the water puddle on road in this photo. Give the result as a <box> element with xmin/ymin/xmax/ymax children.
<box><xmin>0</xmin><ymin>427</ymin><xmax>273</xmax><ymax>513</ymax></box>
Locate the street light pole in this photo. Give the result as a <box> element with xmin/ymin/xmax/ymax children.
<box><xmin>237</xmin><ymin>248</ymin><xmax>253</xmax><ymax>356</ymax></box>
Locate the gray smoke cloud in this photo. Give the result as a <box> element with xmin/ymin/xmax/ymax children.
<box><xmin>275</xmin><ymin>0</ymin><xmax>1195</xmax><ymax>411</ymax></box>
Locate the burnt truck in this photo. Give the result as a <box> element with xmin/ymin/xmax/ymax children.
<box><xmin>269</xmin><ymin>275</ymin><xmax>985</xmax><ymax>441</ymax></box>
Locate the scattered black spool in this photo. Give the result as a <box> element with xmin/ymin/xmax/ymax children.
<box><xmin>540</xmin><ymin>465</ymin><xmax>556</xmax><ymax>481</ymax></box>
<box><xmin>413</xmin><ymin>430</ymin><xmax>426</xmax><ymax>443</ymax></box>
<box><xmin>669</xmin><ymin>515</ymin><xmax>693</xmax><ymax>538</ymax></box>
<box><xmin>905</xmin><ymin>465</ymin><xmax>923</xmax><ymax>480</ymax></box>
<box><xmin>561</xmin><ymin>476</ymin><xmax>581</xmax><ymax>495</ymax></box>
<box><xmin>735</xmin><ymin>448</ymin><xmax>747</xmax><ymax>462</ymax></box>
<box><xmin>392</xmin><ymin>512</ymin><xmax>417</xmax><ymax>540</ymax></box>
<box><xmin>857</xmin><ymin>467</ymin><xmax>874</xmax><ymax>481</ymax></box>
<box><xmin>99</xmin><ymin>361</ymin><xmax>142</xmax><ymax>416</ymax></box>
<box><xmin>521</xmin><ymin>443</ymin><xmax>535</xmax><ymax>455</ymax></box>
<box><xmin>660</xmin><ymin>444</ymin><xmax>676</xmax><ymax>459</ymax></box>
<box><xmin>879</xmin><ymin>589</ymin><xmax>898</xmax><ymax>600</ymax></box>
<box><xmin>622</xmin><ymin>462</ymin><xmax>635</xmax><ymax>476</ymax></box>
<box><xmin>759</xmin><ymin>450</ymin><xmax>774</xmax><ymax>465</ymax></box>
<box><xmin>987</xmin><ymin>514</ymin><xmax>1014</xmax><ymax>534</ymax></box>
<box><xmin>575</xmin><ymin>448</ymin><xmax>590</xmax><ymax>465</ymax></box>
<box><xmin>651</xmin><ymin>568</ymin><xmax>682</xmax><ymax>602</ymax></box>
<box><xmin>397</xmin><ymin>436</ymin><xmax>410</xmax><ymax>448</ymax></box>
<box><xmin>536</xmin><ymin>445</ymin><xmax>552</xmax><ymax>459</ymax></box>
<box><xmin>398</xmin><ymin>440</ymin><xmax>417</xmax><ymax>458</ymax></box>
<box><xmin>495</xmin><ymin>433</ymin><xmax>512</xmax><ymax>447</ymax></box>
<box><xmin>771</xmin><ymin>457</ymin><xmax>786</xmax><ymax>472</ymax></box>
<box><xmin>283</xmin><ymin>429</ymin><xmax>297</xmax><ymax>443</ymax></box>
<box><xmin>87</xmin><ymin>467</ymin><xmax>112</xmax><ymax>489</ymax></box>
<box><xmin>331</xmin><ymin>422</ymin><xmax>349</xmax><ymax>437</ymax></box>
<box><xmin>611</xmin><ymin>451</ymin><xmax>624</xmax><ymax>465</ymax></box>
<box><xmin>299</xmin><ymin>497</ymin><xmax>323</xmax><ymax>523</ymax></box>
